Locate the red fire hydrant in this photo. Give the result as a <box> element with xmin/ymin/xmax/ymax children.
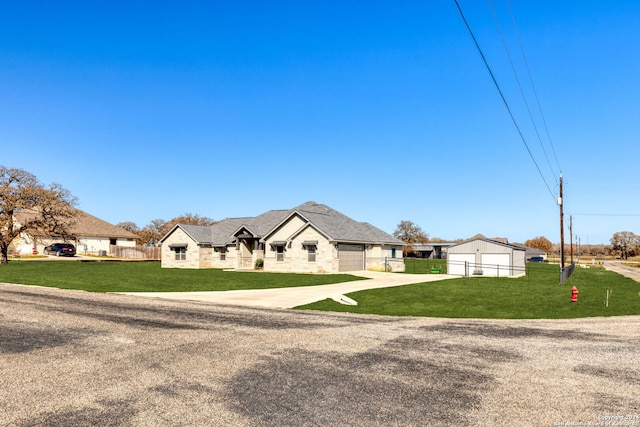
<box><xmin>32</xmin><ymin>247</ymin><xmax>38</xmax><ymax>255</ymax></box>
<box><xmin>571</xmin><ymin>286</ymin><xmax>579</xmax><ymax>302</ymax></box>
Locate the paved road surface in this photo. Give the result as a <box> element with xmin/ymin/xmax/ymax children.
<box><xmin>1</xmin><ymin>283</ymin><xmax>639</xmax><ymax>426</ymax></box>
<box><xmin>602</xmin><ymin>260</ymin><xmax>640</xmax><ymax>282</ymax></box>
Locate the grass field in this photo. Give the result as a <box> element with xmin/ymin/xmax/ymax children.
<box><xmin>0</xmin><ymin>261</ymin><xmax>364</xmax><ymax>292</ymax></box>
<box><xmin>402</xmin><ymin>258</ymin><xmax>448</xmax><ymax>274</ymax></box>
<box><xmin>297</xmin><ymin>263</ymin><xmax>640</xmax><ymax>319</ymax></box>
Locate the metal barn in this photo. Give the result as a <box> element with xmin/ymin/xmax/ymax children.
<box><xmin>447</xmin><ymin>237</ymin><xmax>526</xmax><ymax>277</ymax></box>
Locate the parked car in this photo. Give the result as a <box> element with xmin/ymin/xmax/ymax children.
<box><xmin>43</xmin><ymin>243</ymin><xmax>76</xmax><ymax>257</ymax></box>
<box><xmin>527</xmin><ymin>256</ymin><xmax>544</xmax><ymax>263</ymax></box>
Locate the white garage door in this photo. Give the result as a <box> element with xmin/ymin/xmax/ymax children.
<box><xmin>338</xmin><ymin>244</ymin><xmax>365</xmax><ymax>272</ymax></box>
<box><xmin>447</xmin><ymin>254</ymin><xmax>476</xmax><ymax>276</ymax></box>
<box><xmin>481</xmin><ymin>254</ymin><xmax>511</xmax><ymax>277</ymax></box>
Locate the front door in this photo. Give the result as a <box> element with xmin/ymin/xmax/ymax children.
<box><xmin>238</xmin><ymin>239</ymin><xmax>254</xmax><ymax>269</ymax></box>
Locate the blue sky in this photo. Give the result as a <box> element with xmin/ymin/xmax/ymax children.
<box><xmin>2</xmin><ymin>1</ymin><xmax>639</xmax><ymax>244</ymax></box>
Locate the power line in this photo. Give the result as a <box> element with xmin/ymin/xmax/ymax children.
<box><xmin>572</xmin><ymin>213</ymin><xmax>640</xmax><ymax>217</ymax></box>
<box><xmin>454</xmin><ymin>0</ymin><xmax>556</xmax><ymax>201</ymax></box>
<box><xmin>488</xmin><ymin>0</ymin><xmax>558</xmax><ymax>184</ymax></box>
<box><xmin>506</xmin><ymin>0</ymin><xmax>562</xmax><ymax>175</ymax></box>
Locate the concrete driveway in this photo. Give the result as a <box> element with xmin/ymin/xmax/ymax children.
<box><xmin>119</xmin><ymin>271</ymin><xmax>457</xmax><ymax>309</ymax></box>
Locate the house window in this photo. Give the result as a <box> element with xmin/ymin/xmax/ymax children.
<box><xmin>391</xmin><ymin>248</ymin><xmax>397</xmax><ymax>258</ymax></box>
<box><xmin>308</xmin><ymin>246</ymin><xmax>316</xmax><ymax>262</ymax></box>
<box><xmin>276</xmin><ymin>246</ymin><xmax>284</xmax><ymax>261</ymax></box>
<box><xmin>175</xmin><ymin>247</ymin><xmax>186</xmax><ymax>261</ymax></box>
<box><xmin>220</xmin><ymin>250</ymin><xmax>226</xmax><ymax>261</ymax></box>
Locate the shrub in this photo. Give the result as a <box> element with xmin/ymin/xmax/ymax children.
<box><xmin>254</xmin><ymin>258</ymin><xmax>264</xmax><ymax>269</ymax></box>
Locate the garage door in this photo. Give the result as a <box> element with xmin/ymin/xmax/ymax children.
<box><xmin>447</xmin><ymin>254</ymin><xmax>476</xmax><ymax>276</ymax></box>
<box><xmin>481</xmin><ymin>254</ymin><xmax>511</xmax><ymax>277</ymax></box>
<box><xmin>338</xmin><ymin>244</ymin><xmax>365</xmax><ymax>271</ymax></box>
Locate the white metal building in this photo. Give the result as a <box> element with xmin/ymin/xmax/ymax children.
<box><xmin>447</xmin><ymin>237</ymin><xmax>526</xmax><ymax>277</ymax></box>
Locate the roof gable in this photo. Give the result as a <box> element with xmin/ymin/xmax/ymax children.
<box><xmin>264</xmin><ymin>201</ymin><xmax>404</xmax><ymax>245</ymax></box>
<box><xmin>449</xmin><ymin>236</ymin><xmax>525</xmax><ymax>251</ymax></box>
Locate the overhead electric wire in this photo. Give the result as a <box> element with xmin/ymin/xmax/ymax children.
<box><xmin>488</xmin><ymin>0</ymin><xmax>558</xmax><ymax>184</ymax></box>
<box><xmin>454</xmin><ymin>0</ymin><xmax>556</xmax><ymax>201</ymax></box>
<box><xmin>572</xmin><ymin>213</ymin><xmax>640</xmax><ymax>217</ymax></box>
<box><xmin>506</xmin><ymin>0</ymin><xmax>562</xmax><ymax>175</ymax></box>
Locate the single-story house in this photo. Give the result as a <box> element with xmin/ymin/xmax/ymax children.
<box><xmin>160</xmin><ymin>201</ymin><xmax>405</xmax><ymax>273</ymax></box>
<box><xmin>14</xmin><ymin>208</ymin><xmax>137</xmax><ymax>256</ymax></box>
<box><xmin>447</xmin><ymin>236</ymin><xmax>526</xmax><ymax>277</ymax></box>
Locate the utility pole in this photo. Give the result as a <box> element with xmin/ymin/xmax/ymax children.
<box><xmin>569</xmin><ymin>215</ymin><xmax>573</xmax><ymax>265</ymax></box>
<box><xmin>559</xmin><ymin>173</ymin><xmax>565</xmax><ymax>270</ymax></box>
<box><xmin>577</xmin><ymin>236</ymin><xmax>581</xmax><ymax>262</ymax></box>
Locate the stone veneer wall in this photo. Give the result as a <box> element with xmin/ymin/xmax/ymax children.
<box><xmin>161</xmin><ymin>228</ymin><xmax>200</xmax><ymax>269</ymax></box>
<box><xmin>264</xmin><ymin>227</ymin><xmax>335</xmax><ymax>273</ymax></box>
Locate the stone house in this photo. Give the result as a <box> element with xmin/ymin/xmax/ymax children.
<box><xmin>160</xmin><ymin>201</ymin><xmax>405</xmax><ymax>273</ymax></box>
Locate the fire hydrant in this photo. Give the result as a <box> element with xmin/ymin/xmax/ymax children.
<box><xmin>32</xmin><ymin>248</ymin><xmax>37</xmax><ymax>255</ymax></box>
<box><xmin>571</xmin><ymin>286</ymin><xmax>579</xmax><ymax>302</ymax></box>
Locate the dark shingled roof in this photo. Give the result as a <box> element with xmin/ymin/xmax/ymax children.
<box><xmin>165</xmin><ymin>201</ymin><xmax>403</xmax><ymax>246</ymax></box>
<box><xmin>292</xmin><ymin>201</ymin><xmax>403</xmax><ymax>244</ymax></box>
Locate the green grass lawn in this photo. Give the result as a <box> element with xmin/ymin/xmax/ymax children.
<box><xmin>0</xmin><ymin>261</ymin><xmax>365</xmax><ymax>292</ymax></box>
<box><xmin>296</xmin><ymin>263</ymin><xmax>640</xmax><ymax>319</ymax></box>
<box><xmin>402</xmin><ymin>258</ymin><xmax>447</xmax><ymax>274</ymax></box>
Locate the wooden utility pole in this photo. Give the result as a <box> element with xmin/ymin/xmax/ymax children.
<box><xmin>559</xmin><ymin>173</ymin><xmax>565</xmax><ymax>270</ymax></box>
<box><xmin>569</xmin><ymin>214</ymin><xmax>573</xmax><ymax>265</ymax></box>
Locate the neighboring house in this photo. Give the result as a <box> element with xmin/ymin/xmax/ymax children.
<box><xmin>160</xmin><ymin>201</ymin><xmax>405</xmax><ymax>273</ymax></box>
<box><xmin>15</xmin><ymin>208</ymin><xmax>137</xmax><ymax>255</ymax></box>
<box><xmin>447</xmin><ymin>236</ymin><xmax>526</xmax><ymax>277</ymax></box>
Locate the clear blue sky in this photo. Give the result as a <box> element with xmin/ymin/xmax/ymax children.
<box><xmin>2</xmin><ymin>1</ymin><xmax>639</xmax><ymax>244</ymax></box>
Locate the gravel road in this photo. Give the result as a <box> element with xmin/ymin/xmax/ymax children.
<box><xmin>1</xmin><ymin>283</ymin><xmax>639</xmax><ymax>426</ymax></box>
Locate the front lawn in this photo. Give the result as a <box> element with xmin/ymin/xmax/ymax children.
<box><xmin>0</xmin><ymin>261</ymin><xmax>365</xmax><ymax>292</ymax></box>
<box><xmin>296</xmin><ymin>263</ymin><xmax>640</xmax><ymax>319</ymax></box>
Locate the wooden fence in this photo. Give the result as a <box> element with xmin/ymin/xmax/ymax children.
<box><xmin>109</xmin><ymin>245</ymin><xmax>161</xmax><ymax>260</ymax></box>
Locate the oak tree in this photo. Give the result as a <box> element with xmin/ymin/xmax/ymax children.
<box><xmin>0</xmin><ymin>166</ymin><xmax>77</xmax><ymax>264</ymax></box>
<box><xmin>524</xmin><ymin>236</ymin><xmax>553</xmax><ymax>254</ymax></box>
<box><xmin>610</xmin><ymin>231</ymin><xmax>638</xmax><ymax>259</ymax></box>
<box><xmin>393</xmin><ymin>220</ymin><xmax>429</xmax><ymax>255</ymax></box>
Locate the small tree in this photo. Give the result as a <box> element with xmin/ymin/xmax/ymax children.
<box><xmin>610</xmin><ymin>231</ymin><xmax>639</xmax><ymax>259</ymax></box>
<box><xmin>524</xmin><ymin>236</ymin><xmax>553</xmax><ymax>254</ymax></box>
<box><xmin>0</xmin><ymin>167</ymin><xmax>77</xmax><ymax>264</ymax></box>
<box><xmin>138</xmin><ymin>219</ymin><xmax>168</xmax><ymax>246</ymax></box>
<box><xmin>393</xmin><ymin>220</ymin><xmax>429</xmax><ymax>255</ymax></box>
<box><xmin>115</xmin><ymin>221</ymin><xmax>140</xmax><ymax>234</ymax></box>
